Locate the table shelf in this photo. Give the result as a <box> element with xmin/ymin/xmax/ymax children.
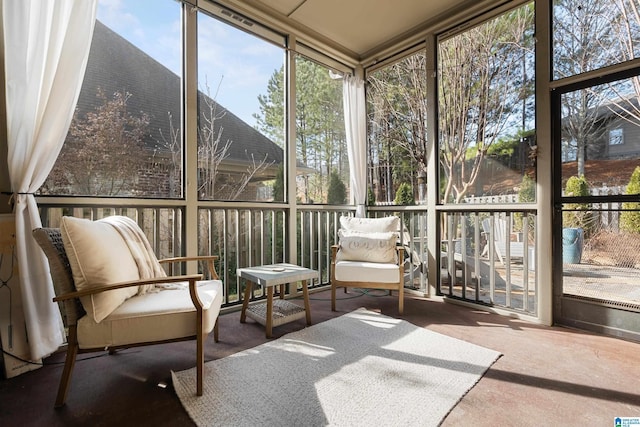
<box><xmin>245</xmin><ymin>299</ymin><xmax>307</xmax><ymax>327</ymax></box>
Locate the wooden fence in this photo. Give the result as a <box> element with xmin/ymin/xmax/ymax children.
<box><xmin>465</xmin><ymin>186</ymin><xmax>630</xmax><ymax>233</ymax></box>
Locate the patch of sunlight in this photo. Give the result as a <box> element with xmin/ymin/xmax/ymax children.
<box><xmin>278</xmin><ymin>339</ymin><xmax>335</xmax><ymax>358</ymax></box>
<box><xmin>351</xmin><ymin>311</ymin><xmax>403</xmax><ymax>329</ymax></box>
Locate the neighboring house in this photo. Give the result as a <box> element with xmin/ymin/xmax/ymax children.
<box><xmin>597</xmin><ymin>115</ymin><xmax>640</xmax><ymax>160</ymax></box>
<box><xmin>562</xmin><ymin>98</ymin><xmax>640</xmax><ymax>163</ymax></box>
<box><xmin>73</xmin><ymin>20</ymin><xmax>285</xmax><ymax>200</ymax></box>
<box><xmin>558</xmin><ymin>98</ymin><xmax>640</xmax><ymax>188</ymax></box>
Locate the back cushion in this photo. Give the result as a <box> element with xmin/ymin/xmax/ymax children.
<box><xmin>60</xmin><ymin>216</ymin><xmax>140</xmax><ymax>323</ymax></box>
<box><xmin>336</xmin><ymin>230</ymin><xmax>398</xmax><ymax>263</ymax></box>
<box><xmin>339</xmin><ymin>216</ymin><xmax>400</xmax><ymax>233</ymax></box>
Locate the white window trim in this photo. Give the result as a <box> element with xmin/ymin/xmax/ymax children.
<box><xmin>609</xmin><ymin>127</ymin><xmax>624</xmax><ymax>146</ymax></box>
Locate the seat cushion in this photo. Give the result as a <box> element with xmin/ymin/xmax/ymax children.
<box><xmin>334</xmin><ymin>260</ymin><xmax>400</xmax><ymax>283</ymax></box>
<box><xmin>60</xmin><ymin>216</ymin><xmax>140</xmax><ymax>323</ymax></box>
<box><xmin>76</xmin><ymin>280</ymin><xmax>223</xmax><ymax>349</ymax></box>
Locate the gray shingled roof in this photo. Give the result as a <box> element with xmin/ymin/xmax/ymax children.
<box><xmin>75</xmin><ymin>20</ymin><xmax>284</xmax><ymax>166</ymax></box>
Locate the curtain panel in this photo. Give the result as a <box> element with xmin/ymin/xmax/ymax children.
<box><xmin>3</xmin><ymin>0</ymin><xmax>97</xmax><ymax>360</ymax></box>
<box><xmin>343</xmin><ymin>75</ymin><xmax>367</xmax><ymax>218</ymax></box>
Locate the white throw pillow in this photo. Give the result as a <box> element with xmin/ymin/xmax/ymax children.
<box><xmin>60</xmin><ymin>216</ymin><xmax>140</xmax><ymax>323</ymax></box>
<box><xmin>339</xmin><ymin>216</ymin><xmax>400</xmax><ymax>233</ymax></box>
<box><xmin>336</xmin><ymin>230</ymin><xmax>398</xmax><ymax>263</ymax></box>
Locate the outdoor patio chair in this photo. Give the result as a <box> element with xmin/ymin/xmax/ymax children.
<box><xmin>32</xmin><ymin>216</ymin><xmax>223</xmax><ymax>407</ymax></box>
<box><xmin>331</xmin><ymin>216</ymin><xmax>405</xmax><ymax>314</ymax></box>
<box><xmin>481</xmin><ymin>216</ymin><xmax>526</xmax><ymax>265</ymax></box>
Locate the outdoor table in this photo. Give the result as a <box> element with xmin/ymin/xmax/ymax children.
<box><xmin>237</xmin><ymin>263</ymin><xmax>317</xmax><ymax>338</ymax></box>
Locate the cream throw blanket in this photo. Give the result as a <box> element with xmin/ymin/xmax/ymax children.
<box><xmin>101</xmin><ymin>215</ymin><xmax>167</xmax><ymax>294</ymax></box>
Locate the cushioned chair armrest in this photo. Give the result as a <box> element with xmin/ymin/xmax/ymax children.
<box><xmin>159</xmin><ymin>256</ymin><xmax>220</xmax><ymax>279</ymax></box>
<box><xmin>53</xmin><ymin>274</ymin><xmax>203</xmax><ymax>302</ymax></box>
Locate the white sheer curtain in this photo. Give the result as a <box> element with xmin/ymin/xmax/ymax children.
<box><xmin>343</xmin><ymin>75</ymin><xmax>367</xmax><ymax>218</ymax></box>
<box><xmin>3</xmin><ymin>0</ymin><xmax>97</xmax><ymax>360</ymax></box>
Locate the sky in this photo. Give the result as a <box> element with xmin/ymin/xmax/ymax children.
<box><xmin>96</xmin><ymin>0</ymin><xmax>284</xmax><ymax>127</ymax></box>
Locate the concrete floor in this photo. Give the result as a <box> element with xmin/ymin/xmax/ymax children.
<box><xmin>1</xmin><ymin>288</ymin><xmax>639</xmax><ymax>426</ymax></box>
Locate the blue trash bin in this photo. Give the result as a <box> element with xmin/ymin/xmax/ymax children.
<box><xmin>562</xmin><ymin>227</ymin><xmax>583</xmax><ymax>264</ymax></box>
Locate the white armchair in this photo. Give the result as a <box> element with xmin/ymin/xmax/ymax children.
<box><xmin>331</xmin><ymin>216</ymin><xmax>405</xmax><ymax>314</ymax></box>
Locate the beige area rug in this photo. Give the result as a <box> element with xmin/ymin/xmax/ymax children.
<box><xmin>172</xmin><ymin>308</ymin><xmax>501</xmax><ymax>427</ymax></box>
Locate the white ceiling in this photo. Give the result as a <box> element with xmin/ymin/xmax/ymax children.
<box><xmin>248</xmin><ymin>0</ymin><xmax>480</xmax><ymax>60</ymax></box>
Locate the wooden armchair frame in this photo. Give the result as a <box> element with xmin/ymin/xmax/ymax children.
<box><xmin>330</xmin><ymin>244</ymin><xmax>405</xmax><ymax>315</ymax></box>
<box><xmin>33</xmin><ymin>228</ymin><xmax>221</xmax><ymax>407</ymax></box>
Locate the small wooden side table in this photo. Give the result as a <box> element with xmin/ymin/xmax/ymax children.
<box><xmin>237</xmin><ymin>263</ymin><xmax>317</xmax><ymax>338</ymax></box>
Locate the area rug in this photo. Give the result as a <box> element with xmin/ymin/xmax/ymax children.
<box><xmin>172</xmin><ymin>308</ymin><xmax>501</xmax><ymax>427</ymax></box>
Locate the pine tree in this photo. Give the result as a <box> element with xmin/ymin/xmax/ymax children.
<box><xmin>327</xmin><ymin>171</ymin><xmax>346</xmax><ymax>204</ymax></box>
<box><xmin>394</xmin><ymin>182</ymin><xmax>415</xmax><ymax>205</ymax></box>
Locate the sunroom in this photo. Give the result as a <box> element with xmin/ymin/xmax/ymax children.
<box><xmin>1</xmin><ymin>0</ymin><xmax>640</xmax><ymax>424</ymax></box>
